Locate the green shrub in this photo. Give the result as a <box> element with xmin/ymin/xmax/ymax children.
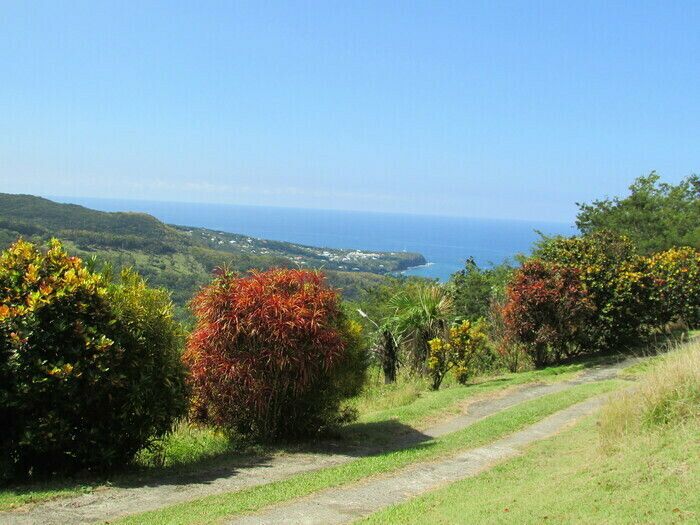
<box><xmin>534</xmin><ymin>231</ymin><xmax>653</xmax><ymax>349</ymax></box>
<box><xmin>106</xmin><ymin>268</ymin><xmax>189</xmax><ymax>459</ymax></box>
<box><xmin>0</xmin><ymin>240</ymin><xmax>187</xmax><ymax>477</ymax></box>
<box><xmin>645</xmin><ymin>246</ymin><xmax>700</xmax><ymax>328</ymax></box>
<box><xmin>535</xmin><ymin>232</ymin><xmax>700</xmax><ymax>348</ymax></box>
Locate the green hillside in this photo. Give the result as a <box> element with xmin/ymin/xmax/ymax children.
<box><xmin>0</xmin><ymin>193</ymin><xmax>425</xmax><ymax>310</ymax></box>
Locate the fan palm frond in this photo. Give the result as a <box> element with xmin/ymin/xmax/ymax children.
<box><xmin>386</xmin><ymin>282</ymin><xmax>454</xmax><ymax>369</ymax></box>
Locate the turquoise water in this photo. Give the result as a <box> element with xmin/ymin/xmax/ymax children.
<box><xmin>54</xmin><ymin>197</ymin><xmax>574</xmax><ymax>281</ymax></box>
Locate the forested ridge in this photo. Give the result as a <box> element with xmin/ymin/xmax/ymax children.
<box><xmin>0</xmin><ymin>193</ymin><xmax>425</xmax><ymax>310</ymax></box>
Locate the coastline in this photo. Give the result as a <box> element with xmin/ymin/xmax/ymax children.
<box><xmin>401</xmin><ymin>261</ymin><xmax>435</xmax><ymax>273</ymax></box>
<box><xmin>47</xmin><ymin>195</ymin><xmax>572</xmax><ymax>279</ymax></box>
<box><xmin>393</xmin><ymin>261</ymin><xmax>436</xmax><ymax>280</ymax></box>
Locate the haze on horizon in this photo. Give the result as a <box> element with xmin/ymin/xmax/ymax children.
<box><xmin>1</xmin><ymin>1</ymin><xmax>698</xmax><ymax>222</ymax></box>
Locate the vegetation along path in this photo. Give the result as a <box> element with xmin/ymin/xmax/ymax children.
<box><xmin>1</xmin><ymin>357</ymin><xmax>636</xmax><ymax>525</ymax></box>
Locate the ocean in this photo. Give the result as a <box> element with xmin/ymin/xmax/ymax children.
<box><xmin>52</xmin><ymin>197</ymin><xmax>575</xmax><ymax>281</ymax></box>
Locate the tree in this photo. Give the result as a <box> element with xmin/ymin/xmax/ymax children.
<box><xmin>378</xmin><ymin>328</ymin><xmax>399</xmax><ymax>384</ymax></box>
<box><xmin>356</xmin><ymin>307</ymin><xmax>399</xmax><ymax>384</ymax></box>
<box><xmin>576</xmin><ymin>172</ymin><xmax>700</xmax><ymax>254</ymax></box>
<box><xmin>354</xmin><ymin>277</ymin><xmax>413</xmax><ymax>383</ymax></box>
<box><xmin>448</xmin><ymin>258</ymin><xmax>514</xmax><ymax>322</ymax></box>
<box><xmin>501</xmin><ymin>260</ymin><xmax>594</xmax><ymax>367</ymax></box>
<box><xmin>184</xmin><ymin>268</ymin><xmax>367</xmax><ymax>439</ymax></box>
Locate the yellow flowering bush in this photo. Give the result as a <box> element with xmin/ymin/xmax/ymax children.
<box><xmin>645</xmin><ymin>246</ymin><xmax>700</xmax><ymax>327</ymax></box>
<box><xmin>529</xmin><ymin>231</ymin><xmax>699</xmax><ymax>355</ymax></box>
<box><xmin>0</xmin><ymin>240</ymin><xmax>186</xmax><ymax>478</ymax></box>
<box><xmin>427</xmin><ymin>319</ymin><xmax>488</xmax><ymax>390</ymax></box>
<box><xmin>534</xmin><ymin>231</ymin><xmax>653</xmax><ymax>349</ymax></box>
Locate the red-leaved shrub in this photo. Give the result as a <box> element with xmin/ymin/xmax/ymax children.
<box><xmin>184</xmin><ymin>268</ymin><xmax>366</xmax><ymax>439</ymax></box>
<box><xmin>501</xmin><ymin>260</ymin><xmax>594</xmax><ymax>367</ymax></box>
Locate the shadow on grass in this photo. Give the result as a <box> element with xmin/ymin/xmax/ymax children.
<box><xmin>0</xmin><ymin>448</ymin><xmax>273</xmax><ymax>499</ymax></box>
<box><xmin>1</xmin><ymin>419</ymin><xmax>432</xmax><ymax>499</ymax></box>
<box><xmin>310</xmin><ymin>418</ymin><xmax>434</xmax><ymax>453</ymax></box>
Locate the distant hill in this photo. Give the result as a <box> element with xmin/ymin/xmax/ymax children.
<box><xmin>0</xmin><ymin>193</ymin><xmax>426</xmax><ymax>313</ymax></box>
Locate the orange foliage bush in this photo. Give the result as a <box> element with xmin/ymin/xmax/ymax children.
<box><xmin>501</xmin><ymin>260</ymin><xmax>594</xmax><ymax>367</ymax></box>
<box><xmin>184</xmin><ymin>268</ymin><xmax>365</xmax><ymax>439</ymax></box>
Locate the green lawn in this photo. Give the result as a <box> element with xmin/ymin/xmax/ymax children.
<box><xmin>116</xmin><ymin>380</ymin><xmax>619</xmax><ymax>525</ymax></box>
<box><xmin>360</xmin><ymin>416</ymin><xmax>699</xmax><ymax>524</ymax></box>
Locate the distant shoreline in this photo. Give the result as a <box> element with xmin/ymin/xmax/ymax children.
<box><xmin>48</xmin><ymin>195</ymin><xmax>573</xmax><ymax>282</ymax></box>
<box><xmin>401</xmin><ymin>261</ymin><xmax>435</xmax><ymax>273</ymax></box>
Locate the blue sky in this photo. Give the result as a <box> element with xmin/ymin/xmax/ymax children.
<box><xmin>1</xmin><ymin>1</ymin><xmax>698</xmax><ymax>222</ymax></box>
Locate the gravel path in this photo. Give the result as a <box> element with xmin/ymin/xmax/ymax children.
<box><xmin>1</xmin><ymin>358</ymin><xmax>634</xmax><ymax>525</ymax></box>
<box><xmin>226</xmin><ymin>395</ymin><xmax>607</xmax><ymax>525</ymax></box>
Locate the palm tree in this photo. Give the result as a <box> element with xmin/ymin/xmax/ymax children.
<box><xmin>387</xmin><ymin>282</ymin><xmax>454</xmax><ymax>372</ymax></box>
<box><xmin>357</xmin><ymin>308</ymin><xmax>400</xmax><ymax>384</ymax></box>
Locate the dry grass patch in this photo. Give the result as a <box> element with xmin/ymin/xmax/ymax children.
<box><xmin>600</xmin><ymin>337</ymin><xmax>700</xmax><ymax>449</ymax></box>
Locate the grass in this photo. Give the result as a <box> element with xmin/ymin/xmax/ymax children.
<box><xmin>133</xmin><ymin>423</ymin><xmax>234</xmax><ymax>470</ymax></box>
<box><xmin>0</xmin><ymin>483</ymin><xmax>96</xmax><ymax>512</ymax></box>
<box><xmin>619</xmin><ymin>329</ymin><xmax>698</xmax><ymax>378</ymax></box>
<box><xmin>360</xmin><ymin>416</ymin><xmax>699</xmax><ymax>524</ymax></box>
<box><xmin>600</xmin><ymin>336</ymin><xmax>700</xmax><ymax>448</ymax></box>
<box><xmin>351</xmin><ymin>360</ymin><xmax>593</xmax><ymax>427</ymax></box>
<box><xmin>115</xmin><ymin>380</ymin><xmax>620</xmax><ymax>524</ymax></box>
<box><xmin>361</xmin><ymin>338</ymin><xmax>700</xmax><ymax>524</ymax></box>
<box><xmin>0</xmin><ymin>357</ymin><xmax>596</xmax><ymax>510</ymax></box>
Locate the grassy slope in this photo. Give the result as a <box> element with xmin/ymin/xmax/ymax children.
<box><xmin>363</xmin><ymin>338</ymin><xmax>700</xmax><ymax>524</ymax></box>
<box><xmin>116</xmin><ymin>381</ymin><xmax>619</xmax><ymax>525</ymax></box>
<box><xmin>361</xmin><ymin>416</ymin><xmax>698</xmax><ymax>524</ymax></box>
<box><xmin>0</xmin><ymin>360</ymin><xmax>598</xmax><ymax>511</ymax></box>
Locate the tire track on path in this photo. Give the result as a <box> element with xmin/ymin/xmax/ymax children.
<box><xmin>226</xmin><ymin>395</ymin><xmax>607</xmax><ymax>525</ymax></box>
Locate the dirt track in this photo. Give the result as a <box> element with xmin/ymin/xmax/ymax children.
<box><xmin>226</xmin><ymin>395</ymin><xmax>606</xmax><ymax>524</ymax></box>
